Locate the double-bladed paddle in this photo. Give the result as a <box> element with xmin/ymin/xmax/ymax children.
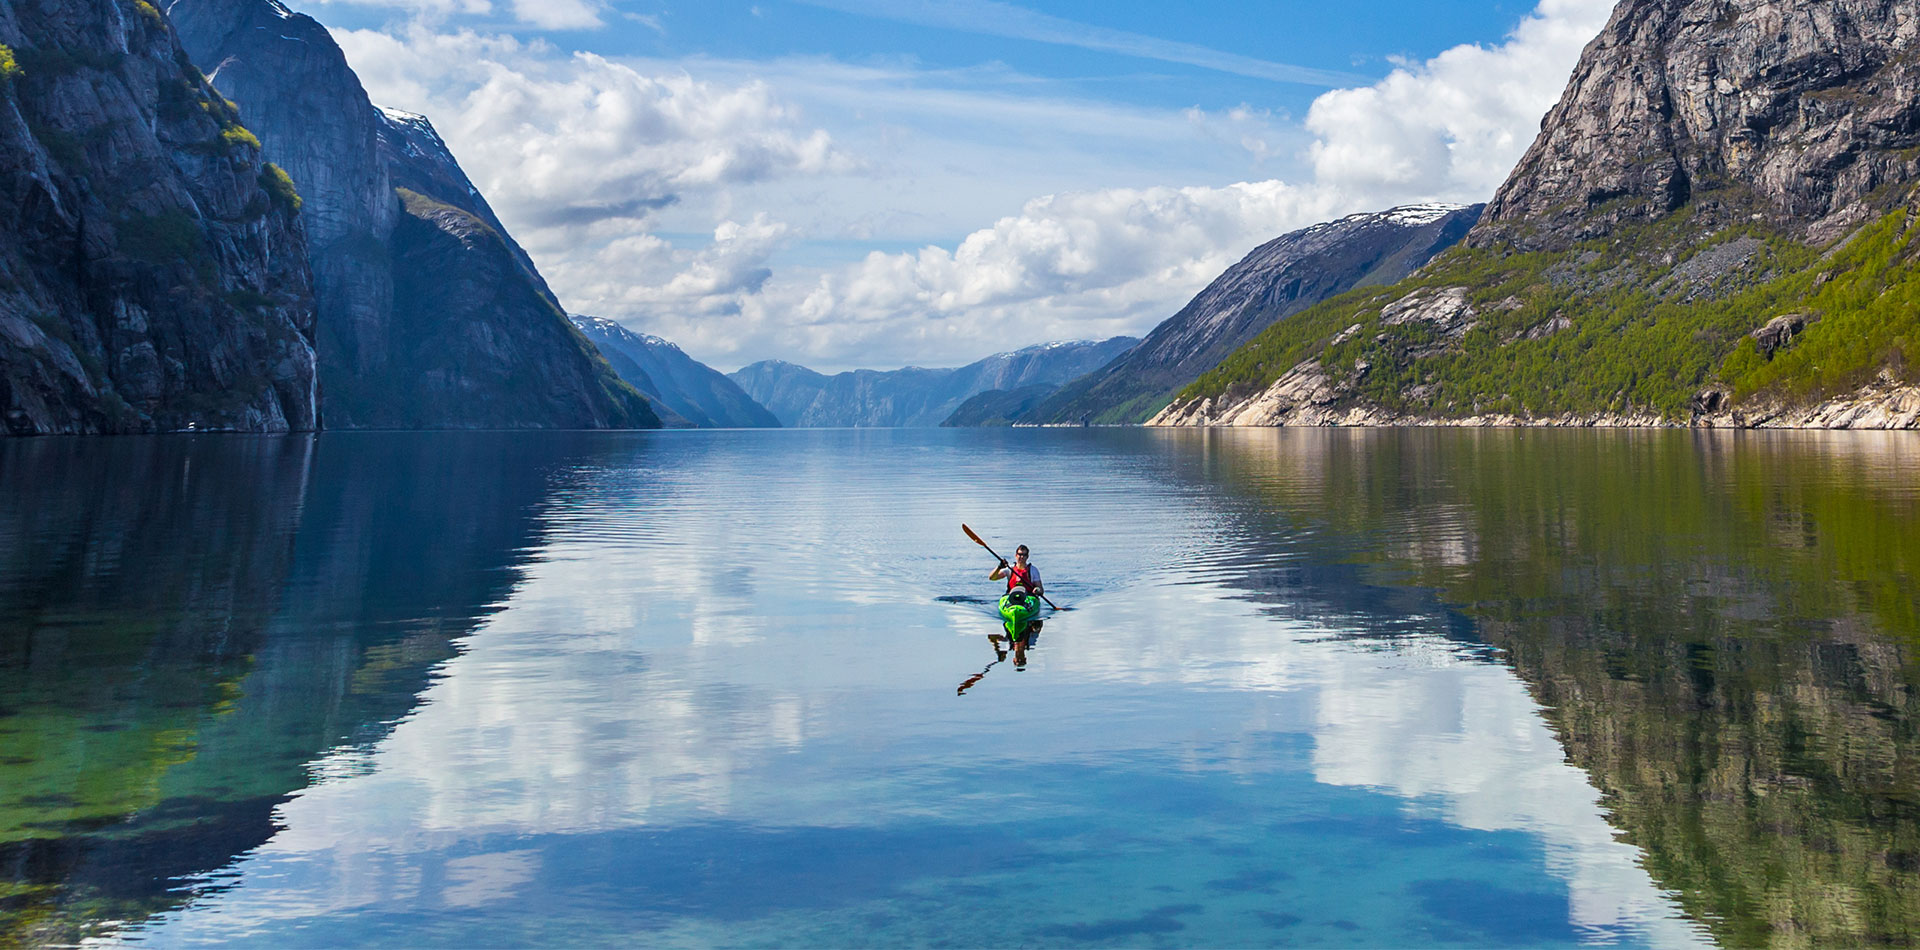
<box><xmin>962</xmin><ymin>523</ymin><xmax>1061</xmax><ymax>610</ymax></box>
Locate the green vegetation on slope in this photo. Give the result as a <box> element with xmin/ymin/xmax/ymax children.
<box><xmin>258</xmin><ymin>162</ymin><xmax>301</xmax><ymax>213</ymax></box>
<box><xmin>1179</xmin><ymin>194</ymin><xmax>1920</xmax><ymax>420</ymax></box>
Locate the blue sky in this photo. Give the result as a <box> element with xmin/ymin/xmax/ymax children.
<box><xmin>309</xmin><ymin>0</ymin><xmax>1616</xmax><ymax>370</ymax></box>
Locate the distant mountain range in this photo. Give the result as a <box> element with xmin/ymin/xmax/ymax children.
<box><xmin>732</xmin><ymin>338</ymin><xmax>1138</xmax><ymax>427</ymax></box>
<box><xmin>571</xmin><ymin>316</ymin><xmax>777</xmax><ymax>428</ymax></box>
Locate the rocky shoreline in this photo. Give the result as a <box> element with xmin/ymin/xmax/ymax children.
<box><xmin>1148</xmin><ymin>368</ymin><xmax>1920</xmax><ymax>430</ymax></box>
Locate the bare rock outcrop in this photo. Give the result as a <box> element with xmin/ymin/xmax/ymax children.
<box><xmin>1473</xmin><ymin>0</ymin><xmax>1920</xmax><ymax>250</ymax></box>
<box><xmin>1150</xmin><ymin>378</ymin><xmax>1920</xmax><ymax>430</ymax></box>
<box><xmin>1749</xmin><ymin>311</ymin><xmax>1817</xmax><ymax>357</ymax></box>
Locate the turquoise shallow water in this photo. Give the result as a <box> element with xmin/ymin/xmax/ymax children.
<box><xmin>4</xmin><ymin>428</ymin><xmax>1918</xmax><ymax>946</ymax></box>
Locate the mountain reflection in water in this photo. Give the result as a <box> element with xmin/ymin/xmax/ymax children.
<box><xmin>1166</xmin><ymin>428</ymin><xmax>1920</xmax><ymax>947</ymax></box>
<box><xmin>0</xmin><ymin>433</ymin><xmax>612</xmax><ymax>944</ymax></box>
<box><xmin>0</xmin><ymin>428</ymin><xmax>1913</xmax><ymax>947</ymax></box>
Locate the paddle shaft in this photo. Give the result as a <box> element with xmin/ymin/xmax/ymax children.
<box><xmin>963</xmin><ymin>523</ymin><xmax>1061</xmax><ymax>610</ymax></box>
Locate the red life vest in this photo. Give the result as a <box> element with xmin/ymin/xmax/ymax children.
<box><xmin>1006</xmin><ymin>563</ymin><xmax>1033</xmax><ymax>591</ymax></box>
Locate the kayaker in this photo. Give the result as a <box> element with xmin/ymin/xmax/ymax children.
<box><xmin>989</xmin><ymin>544</ymin><xmax>1043</xmax><ymax>596</ymax></box>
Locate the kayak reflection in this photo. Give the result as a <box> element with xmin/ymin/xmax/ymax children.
<box><xmin>957</xmin><ymin>594</ymin><xmax>1044</xmax><ymax>694</ymax></box>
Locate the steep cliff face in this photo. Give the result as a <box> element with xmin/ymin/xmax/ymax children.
<box><xmin>731</xmin><ymin>337</ymin><xmax>1137</xmax><ymax>427</ymax></box>
<box><xmin>571</xmin><ymin>315</ymin><xmax>778</xmax><ymax>428</ymax></box>
<box><xmin>0</xmin><ymin>0</ymin><xmax>316</xmax><ymax>435</ymax></box>
<box><xmin>1026</xmin><ymin>204</ymin><xmax>1482</xmax><ymax>425</ymax></box>
<box><xmin>1161</xmin><ymin>0</ymin><xmax>1920</xmax><ymax>430</ymax></box>
<box><xmin>170</xmin><ymin>0</ymin><xmax>655</xmax><ymax>429</ymax></box>
<box><xmin>1475</xmin><ymin>0</ymin><xmax>1920</xmax><ymax>250</ymax></box>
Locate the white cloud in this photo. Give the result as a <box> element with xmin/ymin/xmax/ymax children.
<box><xmin>334</xmin><ymin>26</ymin><xmax>853</xmax><ymax>231</ymax></box>
<box><xmin>1304</xmin><ymin>0</ymin><xmax>1617</xmax><ymax>205</ymax></box>
<box><xmin>509</xmin><ymin>0</ymin><xmax>604</xmax><ymax>30</ymax></box>
<box><xmin>552</xmin><ymin>214</ymin><xmax>793</xmax><ymax>320</ymax></box>
<box><xmin>628</xmin><ymin>181</ymin><xmax>1347</xmax><ymax>370</ymax></box>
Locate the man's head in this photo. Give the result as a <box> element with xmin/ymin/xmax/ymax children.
<box><xmin>1015</xmin><ymin>545</ymin><xmax>1029</xmax><ymax>562</ymax></box>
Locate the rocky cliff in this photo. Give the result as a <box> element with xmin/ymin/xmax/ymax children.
<box><xmin>1475</xmin><ymin>0</ymin><xmax>1920</xmax><ymax>251</ymax></box>
<box><xmin>571</xmin><ymin>315</ymin><xmax>778</xmax><ymax>428</ymax></box>
<box><xmin>1159</xmin><ymin>0</ymin><xmax>1920</xmax><ymax>430</ymax></box>
<box><xmin>169</xmin><ymin>0</ymin><xmax>655</xmax><ymax>429</ymax></box>
<box><xmin>0</xmin><ymin>0</ymin><xmax>316</xmax><ymax>435</ymax></box>
<box><xmin>731</xmin><ymin>337</ymin><xmax>1137</xmax><ymax>427</ymax></box>
<box><xmin>1024</xmin><ymin>204</ymin><xmax>1481</xmax><ymax>425</ymax></box>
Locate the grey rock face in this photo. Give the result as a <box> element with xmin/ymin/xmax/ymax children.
<box><xmin>1750</xmin><ymin>311</ymin><xmax>1817</xmax><ymax>357</ymax></box>
<box><xmin>1475</xmin><ymin>0</ymin><xmax>1920</xmax><ymax>250</ymax></box>
<box><xmin>168</xmin><ymin>0</ymin><xmax>390</xmax><ymax>379</ymax></box>
<box><xmin>571</xmin><ymin>315</ymin><xmax>778</xmax><ymax>428</ymax></box>
<box><xmin>0</xmin><ymin>0</ymin><xmax>316</xmax><ymax>435</ymax></box>
<box><xmin>171</xmin><ymin>0</ymin><xmax>654</xmax><ymax>429</ymax></box>
<box><xmin>1024</xmin><ymin>204</ymin><xmax>1483</xmax><ymax>425</ymax></box>
<box><xmin>731</xmin><ymin>337</ymin><xmax>1138</xmax><ymax>427</ymax></box>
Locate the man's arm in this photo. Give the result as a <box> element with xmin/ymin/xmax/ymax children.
<box><xmin>1029</xmin><ymin>565</ymin><xmax>1043</xmax><ymax>594</ymax></box>
<box><xmin>989</xmin><ymin>559</ymin><xmax>1009</xmax><ymax>580</ymax></box>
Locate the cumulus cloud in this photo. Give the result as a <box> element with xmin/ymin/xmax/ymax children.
<box><xmin>627</xmin><ymin>181</ymin><xmax>1349</xmax><ymax>369</ymax></box>
<box><xmin>334</xmin><ymin>27</ymin><xmax>853</xmax><ymax>232</ymax></box>
<box><xmin>551</xmin><ymin>214</ymin><xmax>794</xmax><ymax>320</ymax></box>
<box><xmin>1304</xmin><ymin>0</ymin><xmax>1617</xmax><ymax>205</ymax></box>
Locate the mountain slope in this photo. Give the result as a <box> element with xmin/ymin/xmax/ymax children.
<box><xmin>571</xmin><ymin>316</ymin><xmax>778</xmax><ymax>428</ymax></box>
<box><xmin>1025</xmin><ymin>204</ymin><xmax>1482</xmax><ymax>425</ymax></box>
<box><xmin>1158</xmin><ymin>0</ymin><xmax>1920</xmax><ymax>430</ymax></box>
<box><xmin>730</xmin><ymin>338</ymin><xmax>1137</xmax><ymax>427</ymax></box>
<box><xmin>940</xmin><ymin>385</ymin><xmax>1057</xmax><ymax>427</ymax></box>
<box><xmin>169</xmin><ymin>0</ymin><xmax>655</xmax><ymax>429</ymax></box>
<box><xmin>0</xmin><ymin>0</ymin><xmax>316</xmax><ymax>435</ymax></box>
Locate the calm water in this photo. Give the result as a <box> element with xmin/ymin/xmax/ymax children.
<box><xmin>2</xmin><ymin>428</ymin><xmax>1917</xmax><ymax>947</ymax></box>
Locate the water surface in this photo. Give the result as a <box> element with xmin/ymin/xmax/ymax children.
<box><xmin>2</xmin><ymin>428</ymin><xmax>1916</xmax><ymax>947</ymax></box>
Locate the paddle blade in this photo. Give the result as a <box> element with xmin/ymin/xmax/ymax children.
<box><xmin>962</xmin><ymin>523</ymin><xmax>987</xmax><ymax>548</ymax></box>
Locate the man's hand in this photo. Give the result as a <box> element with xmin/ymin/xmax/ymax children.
<box><xmin>998</xmin><ymin>559</ymin><xmax>1009</xmax><ymax>570</ymax></box>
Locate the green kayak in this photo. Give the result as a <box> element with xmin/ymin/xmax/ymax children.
<box><xmin>998</xmin><ymin>589</ymin><xmax>1042</xmax><ymax>638</ymax></box>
